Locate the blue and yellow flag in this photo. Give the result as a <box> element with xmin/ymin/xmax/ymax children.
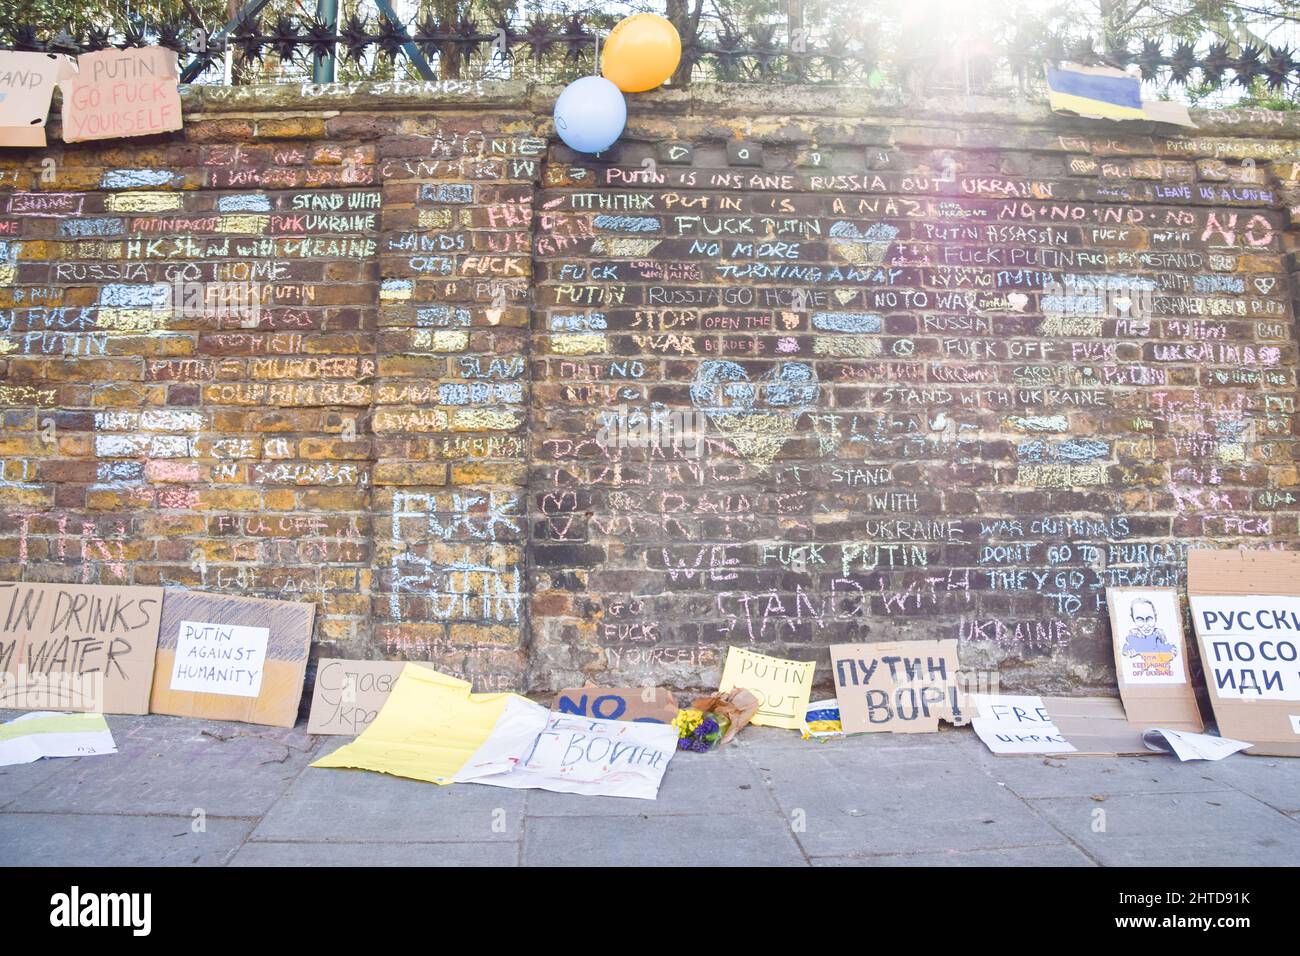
<box><xmin>1047</xmin><ymin>62</ymin><xmax>1145</xmax><ymax>120</ymax></box>
<box><xmin>1046</xmin><ymin>62</ymin><xmax>1194</xmax><ymax>126</ymax></box>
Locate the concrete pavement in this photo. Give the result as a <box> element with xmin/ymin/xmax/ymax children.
<box><xmin>2</xmin><ymin>710</ymin><xmax>1298</xmax><ymax>867</ymax></box>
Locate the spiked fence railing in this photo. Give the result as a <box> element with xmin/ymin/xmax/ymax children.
<box><xmin>4</xmin><ymin>12</ymin><xmax>1300</xmax><ymax>95</ymax></box>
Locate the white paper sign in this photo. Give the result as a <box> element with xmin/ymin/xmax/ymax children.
<box><xmin>169</xmin><ymin>620</ymin><xmax>269</xmax><ymax>697</ymax></box>
<box><xmin>0</xmin><ymin>712</ymin><xmax>117</xmax><ymax>766</ymax></box>
<box><xmin>1142</xmin><ymin>728</ymin><xmax>1252</xmax><ymax>761</ymax></box>
<box><xmin>458</xmin><ymin>712</ymin><xmax>677</xmax><ymax>799</ymax></box>
<box><xmin>1112</xmin><ymin>589</ymin><xmax>1187</xmax><ymax>684</ymax></box>
<box><xmin>453</xmin><ymin>696</ymin><xmax>549</xmax><ymax>779</ymax></box>
<box><xmin>970</xmin><ymin>694</ymin><xmax>1077</xmax><ymax>755</ymax></box>
<box><xmin>1189</xmin><ymin>595</ymin><xmax>1300</xmax><ymax>701</ymax></box>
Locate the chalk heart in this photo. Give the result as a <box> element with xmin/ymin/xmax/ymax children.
<box><xmin>1113</xmin><ymin>296</ymin><xmax>1132</xmax><ymax>314</ymax></box>
<box><xmin>834</xmin><ymin>289</ymin><xmax>856</xmax><ymax>305</ymax></box>
<box><xmin>691</xmin><ymin>360</ymin><xmax>820</xmax><ymax>466</ymax></box>
<box><xmin>827</xmin><ymin>221</ymin><xmax>899</xmax><ymax>267</ymax></box>
<box><xmin>1007</xmin><ymin>292</ymin><xmax>1029</xmax><ymax>312</ymax></box>
<box><xmin>485</xmin><ymin>307</ymin><xmax>503</xmax><ymax>325</ymax></box>
<box><xmin>1255</xmin><ymin>277</ymin><xmax>1277</xmax><ymax>294</ymax></box>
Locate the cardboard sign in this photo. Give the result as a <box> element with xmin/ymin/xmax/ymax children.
<box><xmin>0</xmin><ymin>582</ymin><xmax>162</xmax><ymax>714</ymax></box>
<box><xmin>0</xmin><ymin>51</ymin><xmax>76</xmax><ymax>147</ymax></box>
<box><xmin>1107</xmin><ymin>587</ymin><xmax>1203</xmax><ymax>732</ymax></box>
<box><xmin>1188</xmin><ymin>548</ymin><xmax>1300</xmax><ymax>757</ymax></box>
<box><xmin>306</xmin><ymin>659</ymin><xmax>436</xmax><ymax>735</ymax></box>
<box><xmin>970</xmin><ymin>694</ymin><xmax>1149</xmax><ymax>756</ymax></box>
<box><xmin>1039</xmin><ymin>696</ymin><xmax>1148</xmax><ymax>756</ymax></box>
<box><xmin>830</xmin><ymin>640</ymin><xmax>967</xmax><ymax>734</ymax></box>
<box><xmin>552</xmin><ymin>684</ymin><xmax>678</xmax><ymax>724</ymax></box>
<box><xmin>60</xmin><ymin>47</ymin><xmax>182</xmax><ymax>144</ymax></box>
<box><xmin>457</xmin><ymin>713</ymin><xmax>677</xmax><ymax>800</ymax></box>
<box><xmin>150</xmin><ymin>590</ymin><xmax>314</xmax><ymax>728</ymax></box>
<box><xmin>718</xmin><ymin>646</ymin><xmax>814</xmax><ymax>729</ymax></box>
<box><xmin>971</xmin><ymin>694</ymin><xmax>1076</xmax><ymax>755</ymax></box>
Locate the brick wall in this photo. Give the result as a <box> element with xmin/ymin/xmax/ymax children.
<box><xmin>2</xmin><ymin>80</ymin><xmax>1298</xmax><ymax>697</ymax></box>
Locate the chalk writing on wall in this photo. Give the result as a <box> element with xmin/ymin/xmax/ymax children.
<box><xmin>0</xmin><ymin>87</ymin><xmax>1297</xmax><ymax>694</ymax></box>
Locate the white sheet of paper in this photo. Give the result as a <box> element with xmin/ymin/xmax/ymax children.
<box><xmin>453</xmin><ymin>696</ymin><xmax>549</xmax><ymax>779</ymax></box>
<box><xmin>972</xmin><ymin>718</ymin><xmax>1077</xmax><ymax>755</ymax></box>
<box><xmin>1142</xmin><ymin>728</ymin><xmax>1252</xmax><ymax>761</ymax></box>
<box><xmin>169</xmin><ymin>620</ymin><xmax>269</xmax><ymax>697</ymax></box>
<box><xmin>0</xmin><ymin>711</ymin><xmax>116</xmax><ymax>766</ymax></box>
<box><xmin>970</xmin><ymin>694</ymin><xmax>1054</xmax><ymax>723</ymax></box>
<box><xmin>457</xmin><ymin>712</ymin><xmax>677</xmax><ymax>799</ymax></box>
<box><xmin>969</xmin><ymin>694</ymin><xmax>1077</xmax><ymax>754</ymax></box>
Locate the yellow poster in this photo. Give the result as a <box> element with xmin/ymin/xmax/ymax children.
<box><xmin>718</xmin><ymin>646</ymin><xmax>815</xmax><ymax>730</ymax></box>
<box><xmin>311</xmin><ymin>664</ymin><xmax>534</xmax><ymax>784</ymax></box>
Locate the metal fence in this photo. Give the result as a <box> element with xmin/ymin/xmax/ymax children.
<box><xmin>4</xmin><ymin>7</ymin><xmax>1300</xmax><ymax>101</ymax></box>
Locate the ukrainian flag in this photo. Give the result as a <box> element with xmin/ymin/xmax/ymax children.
<box><xmin>1047</xmin><ymin>63</ymin><xmax>1146</xmax><ymax>121</ymax></box>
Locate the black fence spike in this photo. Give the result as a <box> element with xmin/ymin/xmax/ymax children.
<box><xmin>338</xmin><ymin>14</ymin><xmax>371</xmax><ymax>63</ymax></box>
<box><xmin>1169</xmin><ymin>40</ymin><xmax>1197</xmax><ymax>84</ymax></box>
<box><xmin>233</xmin><ymin>17</ymin><xmax>265</xmax><ymax>64</ymax></box>
<box><xmin>1263</xmin><ymin>45</ymin><xmax>1296</xmax><ymax>91</ymax></box>
<box><xmin>1234</xmin><ymin>45</ymin><xmax>1264</xmax><ymax>88</ymax></box>
<box><xmin>271</xmin><ymin>15</ymin><xmax>301</xmax><ymax>62</ymax></box>
<box><xmin>1202</xmin><ymin>40</ymin><xmax>1232</xmax><ymax>87</ymax></box>
<box><xmin>304</xmin><ymin>18</ymin><xmax>336</xmax><ymax>60</ymax></box>
<box><xmin>375</xmin><ymin>18</ymin><xmax>407</xmax><ymax>60</ymax></box>
<box><xmin>86</xmin><ymin>25</ymin><xmax>111</xmax><ymax>52</ymax></box>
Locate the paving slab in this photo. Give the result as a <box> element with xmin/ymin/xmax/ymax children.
<box><xmin>812</xmin><ymin>844</ymin><xmax>1097</xmax><ymax>866</ymax></box>
<box><xmin>255</xmin><ymin>746</ymin><xmax>527</xmax><ymax>842</ymax></box>
<box><xmin>763</xmin><ymin>743</ymin><xmax>1069</xmax><ymax>857</ymax></box>
<box><xmin>1030</xmin><ymin>790</ymin><xmax>1300</xmax><ymax>866</ymax></box>
<box><xmin>230</xmin><ymin>841</ymin><xmax>520</xmax><ymax>866</ymax></box>
<box><xmin>0</xmin><ymin>812</ymin><xmax>252</xmax><ymax>867</ymax></box>
<box><xmin>4</xmin><ymin>715</ymin><xmax>320</xmax><ymax>817</ymax></box>
<box><xmin>962</xmin><ymin>747</ymin><xmax>1233</xmax><ymax>799</ymax></box>
<box><xmin>0</xmin><ymin>756</ymin><xmax>78</xmax><ymax>809</ymax></box>
<box><xmin>732</xmin><ymin>724</ymin><xmax>967</xmax><ymax>755</ymax></box>
<box><xmin>0</xmin><ymin>709</ymin><xmax>82</xmax><ymax>807</ymax></box>
<box><xmin>523</xmin><ymin>746</ymin><xmax>772</xmax><ymax>817</ymax></box>
<box><xmin>1200</xmin><ymin>754</ymin><xmax>1300</xmax><ymax>814</ymax></box>
<box><xmin>522</xmin><ymin>811</ymin><xmax>807</xmax><ymax>866</ymax></box>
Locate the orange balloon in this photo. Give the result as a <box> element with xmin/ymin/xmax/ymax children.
<box><xmin>601</xmin><ymin>13</ymin><xmax>682</xmax><ymax>93</ymax></box>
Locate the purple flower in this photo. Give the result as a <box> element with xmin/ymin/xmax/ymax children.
<box><xmin>678</xmin><ymin>738</ymin><xmax>693</xmax><ymax>751</ymax></box>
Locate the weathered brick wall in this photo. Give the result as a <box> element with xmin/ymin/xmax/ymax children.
<box><xmin>2</xmin><ymin>81</ymin><xmax>1298</xmax><ymax>697</ymax></box>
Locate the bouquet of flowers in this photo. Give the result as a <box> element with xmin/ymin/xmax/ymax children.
<box><xmin>672</xmin><ymin>708</ymin><xmax>731</xmax><ymax>753</ymax></box>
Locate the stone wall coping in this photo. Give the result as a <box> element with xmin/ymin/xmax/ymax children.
<box><xmin>175</xmin><ymin>79</ymin><xmax>1300</xmax><ymax>141</ymax></box>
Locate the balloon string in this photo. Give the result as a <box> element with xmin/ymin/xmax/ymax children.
<box><xmin>594</xmin><ymin>31</ymin><xmax>600</xmax><ymax>76</ymax></box>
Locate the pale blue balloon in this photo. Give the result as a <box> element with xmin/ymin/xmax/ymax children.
<box><xmin>553</xmin><ymin>76</ymin><xmax>627</xmax><ymax>154</ymax></box>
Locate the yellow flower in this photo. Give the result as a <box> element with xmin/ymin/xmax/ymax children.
<box><xmin>672</xmin><ymin>708</ymin><xmax>704</xmax><ymax>735</ymax></box>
